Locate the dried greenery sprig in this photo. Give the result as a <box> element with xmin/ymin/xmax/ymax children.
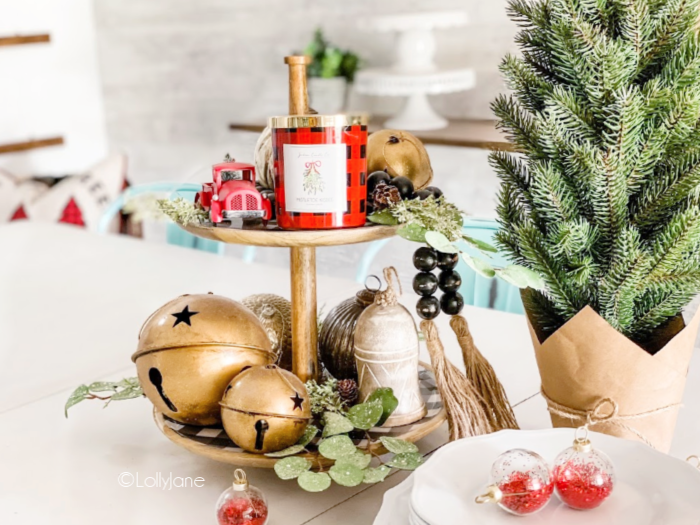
<box><xmin>305</xmin><ymin>378</ymin><xmax>346</xmax><ymax>416</ymax></box>
<box><xmin>156</xmin><ymin>198</ymin><xmax>208</xmax><ymax>226</ymax></box>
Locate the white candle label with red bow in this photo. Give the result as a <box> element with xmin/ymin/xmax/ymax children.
<box><xmin>282</xmin><ymin>144</ymin><xmax>346</xmax><ymax>213</ymax></box>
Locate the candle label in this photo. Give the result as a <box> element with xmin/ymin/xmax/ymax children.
<box><xmin>283</xmin><ymin>144</ymin><xmax>346</xmax><ymax>213</ymax></box>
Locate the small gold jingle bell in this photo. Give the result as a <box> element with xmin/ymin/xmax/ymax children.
<box><xmin>220</xmin><ymin>364</ymin><xmax>311</xmax><ymax>454</ymax></box>
<box><xmin>132</xmin><ymin>293</ymin><xmax>275</xmax><ymax>426</ymax></box>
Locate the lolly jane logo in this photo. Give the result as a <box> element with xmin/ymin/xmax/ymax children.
<box><xmin>302</xmin><ymin>160</ymin><xmax>324</xmax><ymax>195</ymax></box>
<box><xmin>118</xmin><ymin>471</ymin><xmax>205</xmax><ymax>490</ymax></box>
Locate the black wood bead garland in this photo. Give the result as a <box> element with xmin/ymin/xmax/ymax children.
<box><xmin>413</xmin><ymin>245</ymin><xmax>465</xmax><ymax>319</ymax></box>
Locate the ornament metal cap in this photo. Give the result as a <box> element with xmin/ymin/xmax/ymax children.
<box><xmin>233</xmin><ymin>469</ymin><xmax>249</xmax><ymax>491</ymax></box>
<box><xmin>475</xmin><ymin>484</ymin><xmax>503</xmax><ymax>504</ymax></box>
<box><xmin>573</xmin><ymin>426</ymin><xmax>593</xmax><ymax>453</ymax></box>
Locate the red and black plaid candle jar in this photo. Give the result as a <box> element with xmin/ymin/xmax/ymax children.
<box><xmin>270</xmin><ymin>114</ymin><xmax>369</xmax><ymax>229</ymax></box>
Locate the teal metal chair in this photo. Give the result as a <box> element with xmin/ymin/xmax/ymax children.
<box><xmin>355</xmin><ymin>218</ymin><xmax>524</xmax><ymax>314</ymax></box>
<box><xmin>98</xmin><ymin>182</ymin><xmax>229</xmax><ymax>256</ymax></box>
<box><xmin>458</xmin><ymin>218</ymin><xmax>524</xmax><ymax>314</ymax></box>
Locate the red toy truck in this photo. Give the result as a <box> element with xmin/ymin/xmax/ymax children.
<box><xmin>196</xmin><ymin>160</ymin><xmax>272</xmax><ymax>225</ymax></box>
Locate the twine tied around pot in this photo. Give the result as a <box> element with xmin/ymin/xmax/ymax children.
<box><xmin>687</xmin><ymin>455</ymin><xmax>700</xmax><ymax>470</ymax></box>
<box><xmin>541</xmin><ymin>388</ymin><xmax>682</xmax><ymax>449</ymax></box>
<box><xmin>375</xmin><ymin>267</ymin><xmax>402</xmax><ymax>307</ymax></box>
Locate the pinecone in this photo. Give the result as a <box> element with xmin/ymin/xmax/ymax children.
<box><xmin>337</xmin><ymin>379</ymin><xmax>359</xmax><ymax>406</ymax></box>
<box><xmin>371</xmin><ymin>181</ymin><xmax>401</xmax><ymax>211</ymax></box>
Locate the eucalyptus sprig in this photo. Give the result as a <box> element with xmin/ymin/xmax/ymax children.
<box><xmin>269</xmin><ymin>387</ymin><xmax>424</xmax><ymax>492</ymax></box>
<box><xmin>369</xmin><ymin>196</ymin><xmax>544</xmax><ymax>290</ymax></box>
<box><xmin>65</xmin><ymin>377</ymin><xmax>144</xmax><ymax>417</ymax></box>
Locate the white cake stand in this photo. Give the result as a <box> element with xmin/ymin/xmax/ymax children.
<box><xmin>355</xmin><ymin>11</ymin><xmax>475</xmax><ymax>130</ymax></box>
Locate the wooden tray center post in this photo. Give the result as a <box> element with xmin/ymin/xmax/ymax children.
<box><xmin>285</xmin><ymin>55</ymin><xmax>318</xmax><ymax>382</ymax></box>
<box><xmin>290</xmin><ymin>246</ymin><xmax>318</xmax><ymax>382</ymax></box>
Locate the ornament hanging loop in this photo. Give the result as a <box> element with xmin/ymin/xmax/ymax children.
<box><xmin>233</xmin><ymin>469</ymin><xmax>249</xmax><ymax>491</ymax></box>
<box><xmin>687</xmin><ymin>455</ymin><xmax>700</xmax><ymax>470</ymax></box>
<box><xmin>365</xmin><ymin>274</ymin><xmax>382</xmax><ymax>292</ymax></box>
<box><xmin>573</xmin><ymin>425</ymin><xmax>592</xmax><ymax>452</ymax></box>
<box><xmin>475</xmin><ymin>484</ymin><xmax>503</xmax><ymax>504</ymax></box>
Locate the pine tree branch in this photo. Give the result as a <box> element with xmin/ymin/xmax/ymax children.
<box><xmin>492</xmin><ymin>95</ymin><xmax>545</xmax><ymax>156</ymax></box>
<box><xmin>501</xmin><ymin>55</ymin><xmax>553</xmax><ymax>113</ymax></box>
<box><xmin>632</xmin><ymin>153</ymin><xmax>700</xmax><ymax>227</ymax></box>
<box><xmin>516</xmin><ymin>223</ymin><xmax>586</xmax><ymax>319</ymax></box>
<box><xmin>637</xmin><ymin>0</ymin><xmax>699</xmax><ymax>78</ymax></box>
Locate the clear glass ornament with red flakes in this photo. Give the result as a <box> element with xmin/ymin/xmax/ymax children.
<box><xmin>553</xmin><ymin>427</ymin><xmax>615</xmax><ymax>510</ymax></box>
<box><xmin>476</xmin><ymin>448</ymin><xmax>554</xmax><ymax>516</ymax></box>
<box><xmin>216</xmin><ymin>469</ymin><xmax>269</xmax><ymax>525</ymax></box>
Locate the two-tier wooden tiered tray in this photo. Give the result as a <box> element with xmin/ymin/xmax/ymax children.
<box><xmin>154</xmin><ymin>55</ymin><xmax>446</xmax><ymax>469</ymax></box>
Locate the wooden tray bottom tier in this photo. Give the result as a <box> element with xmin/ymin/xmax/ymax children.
<box><xmin>154</xmin><ymin>365</ymin><xmax>446</xmax><ymax>470</ymax></box>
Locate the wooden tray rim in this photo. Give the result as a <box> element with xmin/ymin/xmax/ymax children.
<box><xmin>181</xmin><ymin>222</ymin><xmax>397</xmax><ymax>248</ymax></box>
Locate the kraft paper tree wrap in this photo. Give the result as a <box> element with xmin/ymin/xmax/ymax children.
<box><xmin>493</xmin><ymin>0</ymin><xmax>700</xmax><ymax>348</ymax></box>
<box><xmin>526</xmin><ymin>300</ymin><xmax>700</xmax><ymax>451</ymax></box>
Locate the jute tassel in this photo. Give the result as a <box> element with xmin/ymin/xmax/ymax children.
<box><xmin>421</xmin><ymin>320</ymin><xmax>491</xmax><ymax>441</ymax></box>
<box><xmin>450</xmin><ymin>315</ymin><xmax>519</xmax><ymax>431</ymax></box>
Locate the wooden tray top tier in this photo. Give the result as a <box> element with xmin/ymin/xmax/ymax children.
<box><xmin>182</xmin><ymin>223</ymin><xmax>397</xmax><ymax>248</ymax></box>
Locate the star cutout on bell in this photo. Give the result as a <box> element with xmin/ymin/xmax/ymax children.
<box><xmin>171</xmin><ymin>305</ymin><xmax>199</xmax><ymax>327</ymax></box>
<box><xmin>290</xmin><ymin>392</ymin><xmax>304</xmax><ymax>411</ymax></box>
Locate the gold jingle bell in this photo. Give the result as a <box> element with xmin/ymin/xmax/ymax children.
<box><xmin>367</xmin><ymin>129</ymin><xmax>434</xmax><ymax>189</ymax></box>
<box><xmin>132</xmin><ymin>293</ymin><xmax>275</xmax><ymax>426</ymax></box>
<box><xmin>220</xmin><ymin>364</ymin><xmax>311</xmax><ymax>454</ymax></box>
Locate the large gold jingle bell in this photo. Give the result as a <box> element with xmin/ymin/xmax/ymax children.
<box><xmin>220</xmin><ymin>365</ymin><xmax>311</xmax><ymax>454</ymax></box>
<box><xmin>132</xmin><ymin>294</ymin><xmax>275</xmax><ymax>426</ymax></box>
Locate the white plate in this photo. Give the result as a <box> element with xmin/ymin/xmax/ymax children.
<box><xmin>409</xmin><ymin>503</ymin><xmax>430</xmax><ymax>525</ymax></box>
<box><xmin>411</xmin><ymin>429</ymin><xmax>700</xmax><ymax>525</ymax></box>
<box><xmin>373</xmin><ymin>476</ymin><xmax>414</xmax><ymax>525</ymax></box>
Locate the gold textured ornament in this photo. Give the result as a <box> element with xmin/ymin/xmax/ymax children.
<box><xmin>220</xmin><ymin>364</ymin><xmax>311</xmax><ymax>454</ymax></box>
<box><xmin>132</xmin><ymin>293</ymin><xmax>275</xmax><ymax>426</ymax></box>
<box><xmin>253</xmin><ymin>126</ymin><xmax>275</xmax><ymax>190</ymax></box>
<box><xmin>367</xmin><ymin>129</ymin><xmax>434</xmax><ymax>189</ymax></box>
<box><xmin>242</xmin><ymin>294</ymin><xmax>293</xmax><ymax>371</ymax></box>
<box><xmin>354</xmin><ymin>268</ymin><xmax>427</xmax><ymax>427</ymax></box>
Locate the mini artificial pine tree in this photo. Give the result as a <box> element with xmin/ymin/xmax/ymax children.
<box><xmin>493</xmin><ymin>0</ymin><xmax>700</xmax><ymax>348</ymax></box>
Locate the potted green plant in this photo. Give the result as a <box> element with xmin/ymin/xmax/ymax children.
<box><xmin>303</xmin><ymin>29</ymin><xmax>360</xmax><ymax>114</ymax></box>
<box><xmin>492</xmin><ymin>0</ymin><xmax>700</xmax><ymax>451</ymax></box>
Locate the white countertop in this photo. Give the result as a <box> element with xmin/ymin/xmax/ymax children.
<box><xmin>0</xmin><ymin>222</ymin><xmax>697</xmax><ymax>524</ymax></box>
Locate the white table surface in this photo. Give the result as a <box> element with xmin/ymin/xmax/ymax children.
<box><xmin>0</xmin><ymin>222</ymin><xmax>697</xmax><ymax>525</ymax></box>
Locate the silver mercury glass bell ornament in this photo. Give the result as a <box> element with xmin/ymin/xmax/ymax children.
<box><xmin>354</xmin><ymin>267</ymin><xmax>427</xmax><ymax>427</ymax></box>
